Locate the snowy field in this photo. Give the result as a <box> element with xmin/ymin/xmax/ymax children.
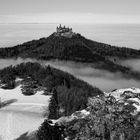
<box><xmin>0</xmin><ymin>85</ymin><xmax>50</xmax><ymax>140</ymax></box>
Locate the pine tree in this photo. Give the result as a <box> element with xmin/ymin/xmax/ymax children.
<box><xmin>48</xmin><ymin>89</ymin><xmax>59</xmax><ymax>119</ymax></box>
<box><xmin>37</xmin><ymin>120</ymin><xmax>64</xmax><ymax>140</ymax></box>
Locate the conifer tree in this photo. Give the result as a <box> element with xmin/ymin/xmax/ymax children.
<box><xmin>48</xmin><ymin>89</ymin><xmax>59</xmax><ymax>119</ymax></box>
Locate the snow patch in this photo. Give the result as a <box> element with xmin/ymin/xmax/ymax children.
<box><xmin>0</xmin><ymin>84</ymin><xmax>51</xmax><ymax>140</ymax></box>
<box><xmin>15</xmin><ymin>78</ymin><xmax>23</xmax><ymax>82</ymax></box>
<box><xmin>105</xmin><ymin>87</ymin><xmax>140</xmax><ymax>114</ymax></box>
<box><xmin>50</xmin><ymin>109</ymin><xmax>90</xmax><ymax>126</ymax></box>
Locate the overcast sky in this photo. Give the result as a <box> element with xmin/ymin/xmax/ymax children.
<box><xmin>0</xmin><ymin>0</ymin><xmax>140</xmax><ymax>23</ymax></box>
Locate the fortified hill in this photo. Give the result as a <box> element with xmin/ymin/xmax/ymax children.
<box><xmin>55</xmin><ymin>24</ymin><xmax>75</xmax><ymax>38</ymax></box>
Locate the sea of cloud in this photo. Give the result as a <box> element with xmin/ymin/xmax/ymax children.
<box><xmin>0</xmin><ymin>58</ymin><xmax>140</xmax><ymax>92</ymax></box>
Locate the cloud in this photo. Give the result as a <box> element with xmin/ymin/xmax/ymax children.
<box><xmin>0</xmin><ymin>58</ymin><xmax>140</xmax><ymax>92</ymax></box>
<box><xmin>121</xmin><ymin>59</ymin><xmax>140</xmax><ymax>72</ymax></box>
<box><xmin>40</xmin><ymin>60</ymin><xmax>140</xmax><ymax>92</ymax></box>
<box><xmin>0</xmin><ymin>13</ymin><xmax>140</xmax><ymax>24</ymax></box>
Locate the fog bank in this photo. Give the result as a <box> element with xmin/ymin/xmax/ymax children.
<box><xmin>121</xmin><ymin>59</ymin><xmax>140</xmax><ymax>72</ymax></box>
<box><xmin>40</xmin><ymin>60</ymin><xmax>140</xmax><ymax>92</ymax></box>
<box><xmin>0</xmin><ymin>58</ymin><xmax>140</xmax><ymax>92</ymax></box>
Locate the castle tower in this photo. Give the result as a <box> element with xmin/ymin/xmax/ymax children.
<box><xmin>55</xmin><ymin>24</ymin><xmax>74</xmax><ymax>38</ymax></box>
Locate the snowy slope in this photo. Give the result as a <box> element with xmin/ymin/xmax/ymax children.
<box><xmin>0</xmin><ymin>85</ymin><xmax>50</xmax><ymax>113</ymax></box>
<box><xmin>50</xmin><ymin>109</ymin><xmax>90</xmax><ymax>126</ymax></box>
<box><xmin>0</xmin><ymin>84</ymin><xmax>50</xmax><ymax>140</ymax></box>
<box><xmin>105</xmin><ymin>87</ymin><xmax>140</xmax><ymax>114</ymax></box>
<box><xmin>22</xmin><ymin>87</ymin><xmax>140</xmax><ymax>140</ymax></box>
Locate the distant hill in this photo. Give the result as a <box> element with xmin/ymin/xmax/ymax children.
<box><xmin>0</xmin><ymin>33</ymin><xmax>139</xmax><ymax>61</ymax></box>
<box><xmin>0</xmin><ymin>33</ymin><xmax>105</xmax><ymax>62</ymax></box>
<box><xmin>0</xmin><ymin>32</ymin><xmax>140</xmax><ymax>79</ymax></box>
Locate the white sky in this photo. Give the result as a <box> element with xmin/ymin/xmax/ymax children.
<box><xmin>0</xmin><ymin>0</ymin><xmax>140</xmax><ymax>23</ymax></box>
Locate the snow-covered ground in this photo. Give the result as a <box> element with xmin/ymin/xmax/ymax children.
<box><xmin>50</xmin><ymin>109</ymin><xmax>90</xmax><ymax>126</ymax></box>
<box><xmin>105</xmin><ymin>87</ymin><xmax>140</xmax><ymax>114</ymax></box>
<box><xmin>0</xmin><ymin>85</ymin><xmax>50</xmax><ymax>140</ymax></box>
<box><xmin>105</xmin><ymin>87</ymin><xmax>140</xmax><ymax>100</ymax></box>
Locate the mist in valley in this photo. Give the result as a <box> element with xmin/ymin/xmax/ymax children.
<box><xmin>121</xmin><ymin>59</ymin><xmax>140</xmax><ymax>72</ymax></box>
<box><xmin>0</xmin><ymin>58</ymin><xmax>36</xmax><ymax>69</ymax></box>
<box><xmin>40</xmin><ymin>60</ymin><xmax>140</xmax><ymax>92</ymax></box>
<box><xmin>0</xmin><ymin>58</ymin><xmax>140</xmax><ymax>92</ymax></box>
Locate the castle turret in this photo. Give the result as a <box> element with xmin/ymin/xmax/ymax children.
<box><xmin>55</xmin><ymin>24</ymin><xmax>75</xmax><ymax>38</ymax></box>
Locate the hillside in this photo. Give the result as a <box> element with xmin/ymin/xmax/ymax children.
<box><xmin>0</xmin><ymin>34</ymin><xmax>104</xmax><ymax>62</ymax></box>
<box><xmin>0</xmin><ymin>62</ymin><xmax>103</xmax><ymax>117</ymax></box>
<box><xmin>0</xmin><ymin>33</ymin><xmax>139</xmax><ymax>61</ymax></box>
<box><xmin>78</xmin><ymin>34</ymin><xmax>140</xmax><ymax>59</ymax></box>
<box><xmin>16</xmin><ymin>87</ymin><xmax>140</xmax><ymax>140</ymax></box>
<box><xmin>0</xmin><ymin>33</ymin><xmax>140</xmax><ymax>80</ymax></box>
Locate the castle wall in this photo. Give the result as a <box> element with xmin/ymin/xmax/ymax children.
<box><xmin>55</xmin><ymin>25</ymin><xmax>74</xmax><ymax>38</ymax></box>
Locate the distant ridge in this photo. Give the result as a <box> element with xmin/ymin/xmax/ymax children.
<box><xmin>0</xmin><ymin>26</ymin><xmax>140</xmax><ymax>79</ymax></box>
<box><xmin>0</xmin><ymin>28</ymin><xmax>139</xmax><ymax>61</ymax></box>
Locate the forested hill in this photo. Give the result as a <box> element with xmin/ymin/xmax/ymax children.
<box><xmin>0</xmin><ymin>33</ymin><xmax>139</xmax><ymax>62</ymax></box>
<box><xmin>78</xmin><ymin>34</ymin><xmax>140</xmax><ymax>58</ymax></box>
<box><xmin>0</xmin><ymin>62</ymin><xmax>103</xmax><ymax>117</ymax></box>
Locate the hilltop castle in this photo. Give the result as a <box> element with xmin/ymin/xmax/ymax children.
<box><xmin>55</xmin><ymin>24</ymin><xmax>75</xmax><ymax>38</ymax></box>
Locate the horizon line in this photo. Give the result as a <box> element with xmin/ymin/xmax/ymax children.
<box><xmin>0</xmin><ymin>22</ymin><xmax>140</xmax><ymax>25</ymax></box>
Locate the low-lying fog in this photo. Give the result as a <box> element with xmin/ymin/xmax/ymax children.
<box><xmin>0</xmin><ymin>58</ymin><xmax>140</xmax><ymax>92</ymax></box>
<box><xmin>120</xmin><ymin>59</ymin><xmax>140</xmax><ymax>72</ymax></box>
